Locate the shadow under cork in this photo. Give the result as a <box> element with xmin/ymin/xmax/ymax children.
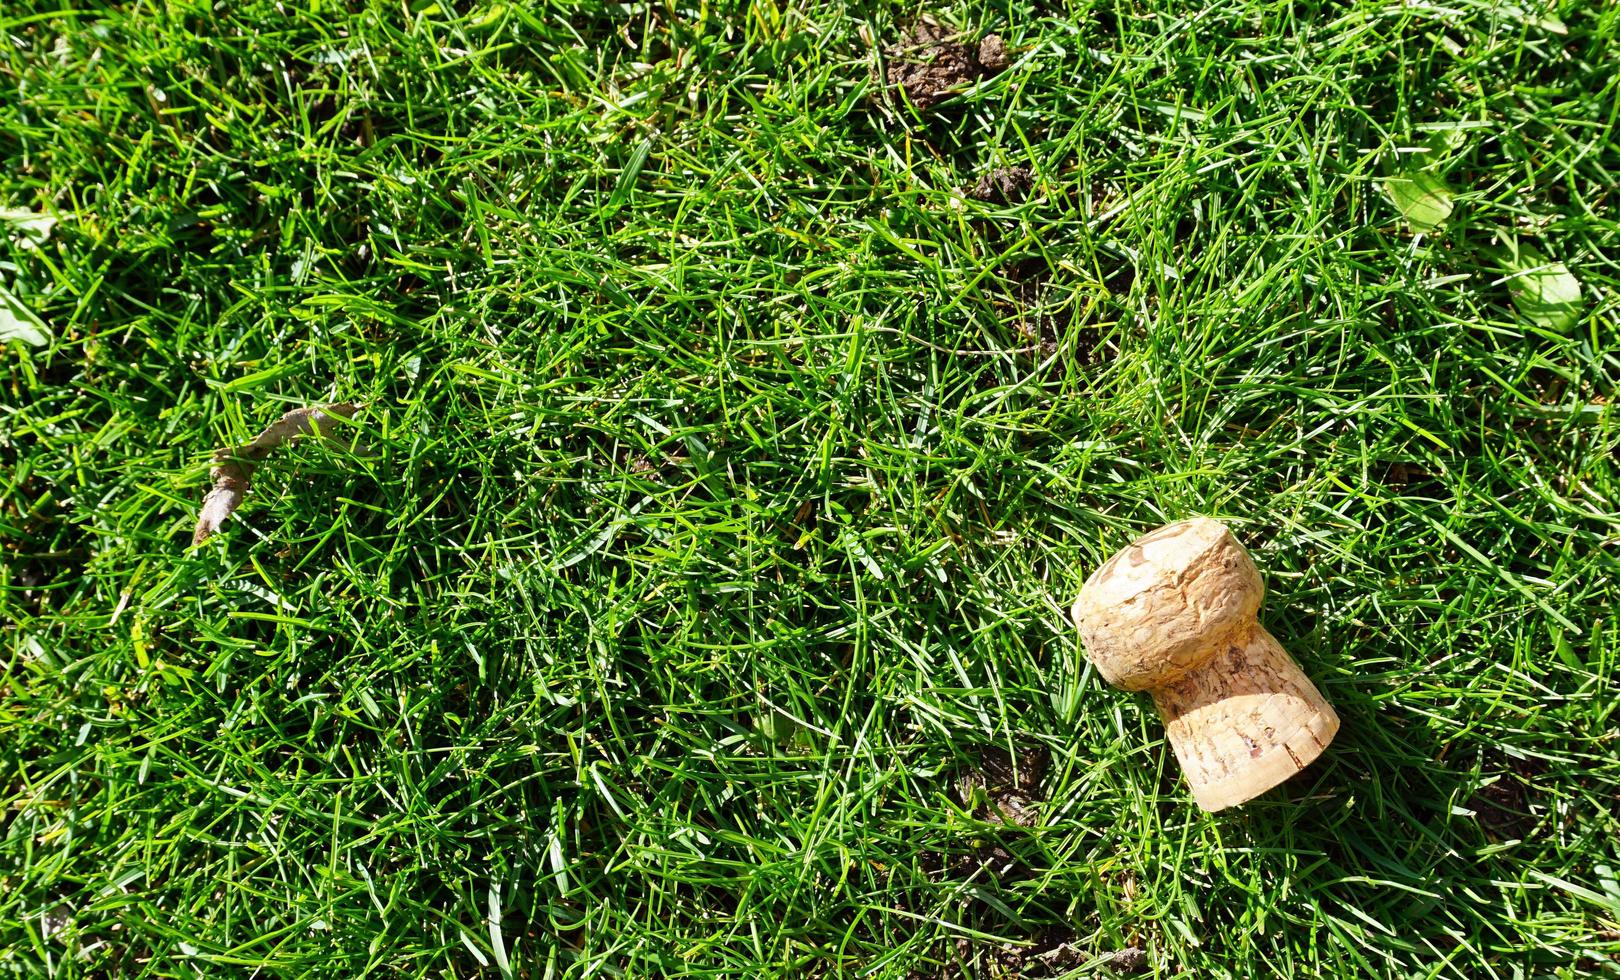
<box><xmin>1186</xmin><ymin>612</ymin><xmax>1602</xmax><ymax>971</ymax></box>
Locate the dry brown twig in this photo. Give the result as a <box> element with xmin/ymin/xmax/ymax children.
<box><xmin>192</xmin><ymin>403</ymin><xmax>361</xmax><ymax>546</ymax></box>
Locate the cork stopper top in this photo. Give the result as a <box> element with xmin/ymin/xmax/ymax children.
<box><xmin>1071</xmin><ymin>518</ymin><xmax>1264</xmax><ymax>691</ymax></box>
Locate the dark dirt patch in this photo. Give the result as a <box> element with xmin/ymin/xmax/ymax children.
<box><xmin>1593</xmin><ymin>931</ymin><xmax>1620</xmax><ymax>965</ymax></box>
<box><xmin>914</xmin><ymin>838</ymin><xmax>1017</xmax><ymax>884</ymax></box>
<box><xmin>1028</xmin><ymin>933</ymin><xmax>1087</xmax><ymax>972</ymax></box>
<box><xmin>907</xmin><ymin>931</ymin><xmax>1149</xmax><ymax>979</ymax></box>
<box><xmin>958</xmin><ymin>937</ymin><xmax>1026</xmax><ymax>979</ymax></box>
<box><xmin>977</xmin><ymin>35</ymin><xmax>1009</xmax><ymax>74</ymax></box>
<box><xmin>0</xmin><ymin>473</ymin><xmax>90</xmax><ymax>618</ymax></box>
<box><xmin>1103</xmin><ymin>946</ymin><xmax>1149</xmax><ymax>974</ymax></box>
<box><xmin>6</xmin><ymin>556</ymin><xmax>60</xmax><ymax>615</ymax></box>
<box><xmin>1380</xmin><ymin>461</ymin><xmax>1437</xmax><ymax>487</ymax></box>
<box><xmin>1469</xmin><ymin>753</ymin><xmax>1545</xmax><ymax>840</ymax></box>
<box><xmin>996</xmin><ymin>258</ymin><xmax>1103</xmax><ymax>366</ymax></box>
<box><xmin>883</xmin><ymin>19</ymin><xmax>1008</xmax><ymax>110</ymax></box>
<box><xmin>968</xmin><ymin>166</ymin><xmax>1034</xmax><ymax>203</ymax></box>
<box><xmin>1031</xmin><ymin>938</ymin><xmax>1148</xmax><ymax>977</ymax></box>
<box><xmin>897</xmin><ymin>746</ymin><xmax>1051</xmax><ymax>896</ymax></box>
<box><xmin>956</xmin><ymin>743</ymin><xmax>1048</xmax><ymax>827</ymax></box>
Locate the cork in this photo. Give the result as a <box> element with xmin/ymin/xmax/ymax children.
<box><xmin>1071</xmin><ymin>519</ymin><xmax>1339</xmax><ymax>811</ymax></box>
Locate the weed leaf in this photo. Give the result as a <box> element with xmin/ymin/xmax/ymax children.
<box><xmin>1500</xmin><ymin>241</ymin><xmax>1583</xmax><ymax>332</ymax></box>
<box><xmin>0</xmin><ymin>283</ymin><xmax>49</xmax><ymax>346</ymax></box>
<box><xmin>1384</xmin><ymin>169</ymin><xmax>1455</xmax><ymax>233</ymax></box>
<box><xmin>0</xmin><ymin>208</ymin><xmax>57</xmax><ymax>248</ymax></box>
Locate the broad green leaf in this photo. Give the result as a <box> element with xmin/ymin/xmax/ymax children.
<box><xmin>0</xmin><ymin>208</ymin><xmax>58</xmax><ymax>247</ymax></box>
<box><xmin>1503</xmin><ymin>243</ymin><xmax>1583</xmax><ymax>332</ymax></box>
<box><xmin>1383</xmin><ymin>170</ymin><xmax>1454</xmax><ymax>232</ymax></box>
<box><xmin>0</xmin><ymin>283</ymin><xmax>49</xmax><ymax>346</ymax></box>
<box><xmin>1421</xmin><ymin>127</ymin><xmax>1469</xmax><ymax>158</ymax></box>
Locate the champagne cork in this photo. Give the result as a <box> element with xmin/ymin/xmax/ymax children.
<box><xmin>1072</xmin><ymin>519</ymin><xmax>1339</xmax><ymax>811</ymax></box>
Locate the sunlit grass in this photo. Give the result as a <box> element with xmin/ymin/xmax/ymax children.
<box><xmin>2</xmin><ymin>1</ymin><xmax>1617</xmax><ymax>976</ymax></box>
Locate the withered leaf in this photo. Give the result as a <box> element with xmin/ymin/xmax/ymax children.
<box><xmin>192</xmin><ymin>403</ymin><xmax>361</xmax><ymax>546</ymax></box>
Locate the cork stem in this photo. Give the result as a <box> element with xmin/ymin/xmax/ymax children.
<box><xmin>1150</xmin><ymin>623</ymin><xmax>1339</xmax><ymax>811</ymax></box>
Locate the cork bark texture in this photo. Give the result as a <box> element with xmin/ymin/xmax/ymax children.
<box><xmin>1072</xmin><ymin>519</ymin><xmax>1264</xmax><ymax>691</ymax></box>
<box><xmin>1072</xmin><ymin>518</ymin><xmax>1339</xmax><ymax>811</ymax></box>
<box><xmin>1152</xmin><ymin>624</ymin><xmax>1339</xmax><ymax>811</ymax></box>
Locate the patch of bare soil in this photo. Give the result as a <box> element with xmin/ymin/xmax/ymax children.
<box><xmin>1102</xmin><ymin>947</ymin><xmax>1149</xmax><ymax>974</ymax></box>
<box><xmin>957</xmin><ymin>743</ymin><xmax>1047</xmax><ymax>827</ymax></box>
<box><xmin>1470</xmin><ymin>753</ymin><xmax>1545</xmax><ymax>841</ymax></box>
<box><xmin>884</xmin><ymin>18</ymin><xmax>1008</xmax><ymax>110</ymax></box>
<box><xmin>968</xmin><ymin>166</ymin><xmax>1034</xmax><ymax>203</ymax></box>
<box><xmin>907</xmin><ymin>932</ymin><xmax>1150</xmax><ymax>979</ymax></box>
<box><xmin>1</xmin><ymin>472</ymin><xmax>88</xmax><ymax>617</ymax></box>
<box><xmin>996</xmin><ymin>258</ymin><xmax>1105</xmax><ymax>367</ymax></box>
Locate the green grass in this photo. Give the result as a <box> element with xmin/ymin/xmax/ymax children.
<box><xmin>3</xmin><ymin>0</ymin><xmax>1619</xmax><ymax>976</ymax></box>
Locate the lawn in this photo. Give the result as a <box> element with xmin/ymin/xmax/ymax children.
<box><xmin>3</xmin><ymin>0</ymin><xmax>1618</xmax><ymax>976</ymax></box>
